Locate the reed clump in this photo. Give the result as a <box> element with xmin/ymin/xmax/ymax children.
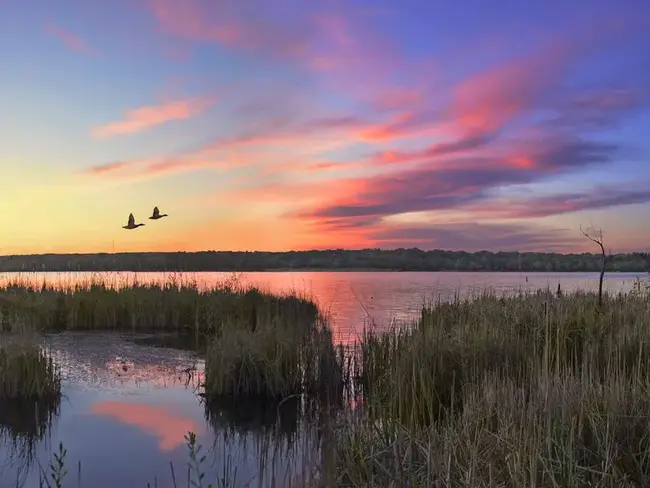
<box><xmin>0</xmin><ymin>340</ymin><xmax>61</xmax><ymax>470</ymax></box>
<box><xmin>337</xmin><ymin>289</ymin><xmax>650</xmax><ymax>487</ymax></box>
<box><xmin>203</xmin><ymin>318</ymin><xmax>344</xmax><ymax>402</ymax></box>
<box><xmin>0</xmin><ymin>343</ymin><xmax>61</xmax><ymax>401</ymax></box>
<box><xmin>0</xmin><ymin>281</ymin><xmax>319</xmax><ymax>334</ymax></box>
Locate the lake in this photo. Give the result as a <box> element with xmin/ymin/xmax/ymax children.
<box><xmin>0</xmin><ymin>271</ymin><xmax>646</xmax><ymax>487</ymax></box>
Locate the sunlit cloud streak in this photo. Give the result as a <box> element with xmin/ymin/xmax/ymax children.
<box><xmin>45</xmin><ymin>22</ymin><xmax>100</xmax><ymax>56</ymax></box>
<box><xmin>302</xmin><ymin>139</ymin><xmax>620</xmax><ymax>222</ymax></box>
<box><xmin>91</xmin><ymin>95</ymin><xmax>217</xmax><ymax>138</ymax></box>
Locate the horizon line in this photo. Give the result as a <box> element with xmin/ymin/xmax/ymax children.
<box><xmin>0</xmin><ymin>248</ymin><xmax>648</xmax><ymax>258</ymax></box>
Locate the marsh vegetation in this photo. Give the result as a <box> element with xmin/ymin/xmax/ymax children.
<box><xmin>3</xmin><ymin>275</ymin><xmax>650</xmax><ymax>487</ymax></box>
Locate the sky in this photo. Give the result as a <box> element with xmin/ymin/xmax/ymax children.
<box><xmin>1</xmin><ymin>0</ymin><xmax>649</xmax><ymax>254</ymax></box>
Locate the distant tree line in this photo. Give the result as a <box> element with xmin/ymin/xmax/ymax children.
<box><xmin>0</xmin><ymin>249</ymin><xmax>648</xmax><ymax>273</ymax></box>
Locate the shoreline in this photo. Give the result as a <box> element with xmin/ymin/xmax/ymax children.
<box><xmin>0</xmin><ymin>249</ymin><xmax>647</xmax><ymax>273</ymax></box>
<box><xmin>0</xmin><ymin>268</ymin><xmax>648</xmax><ymax>274</ymax></box>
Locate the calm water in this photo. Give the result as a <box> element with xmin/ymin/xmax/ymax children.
<box><xmin>0</xmin><ymin>271</ymin><xmax>646</xmax><ymax>486</ymax></box>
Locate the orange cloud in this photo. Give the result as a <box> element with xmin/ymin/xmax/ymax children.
<box><xmin>91</xmin><ymin>95</ymin><xmax>217</xmax><ymax>138</ymax></box>
<box><xmin>209</xmin><ymin>176</ymin><xmax>368</xmax><ymax>207</ymax></box>
<box><xmin>45</xmin><ymin>22</ymin><xmax>100</xmax><ymax>56</ymax></box>
<box><xmin>90</xmin><ymin>401</ymin><xmax>203</xmax><ymax>452</ymax></box>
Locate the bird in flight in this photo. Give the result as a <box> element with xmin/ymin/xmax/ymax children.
<box><xmin>149</xmin><ymin>206</ymin><xmax>168</xmax><ymax>220</ymax></box>
<box><xmin>122</xmin><ymin>213</ymin><xmax>145</xmax><ymax>230</ymax></box>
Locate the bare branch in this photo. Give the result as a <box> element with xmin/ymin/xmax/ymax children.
<box><xmin>580</xmin><ymin>224</ymin><xmax>613</xmax><ymax>307</ymax></box>
<box><xmin>580</xmin><ymin>224</ymin><xmax>604</xmax><ymax>248</ymax></box>
<box><xmin>580</xmin><ymin>225</ymin><xmax>613</xmax><ymax>262</ymax></box>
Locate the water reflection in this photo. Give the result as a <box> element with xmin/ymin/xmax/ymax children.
<box><xmin>44</xmin><ymin>331</ymin><xmax>204</xmax><ymax>392</ymax></box>
<box><xmin>0</xmin><ymin>332</ymin><xmax>320</xmax><ymax>488</ymax></box>
<box><xmin>0</xmin><ymin>396</ymin><xmax>60</xmax><ymax>482</ymax></box>
<box><xmin>90</xmin><ymin>401</ymin><xmax>204</xmax><ymax>452</ymax></box>
<box><xmin>204</xmin><ymin>395</ymin><xmax>301</xmax><ymax>439</ymax></box>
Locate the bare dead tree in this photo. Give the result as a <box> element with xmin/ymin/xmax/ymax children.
<box><xmin>580</xmin><ymin>225</ymin><xmax>614</xmax><ymax>307</ymax></box>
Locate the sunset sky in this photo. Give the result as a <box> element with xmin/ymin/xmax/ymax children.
<box><xmin>1</xmin><ymin>0</ymin><xmax>649</xmax><ymax>254</ymax></box>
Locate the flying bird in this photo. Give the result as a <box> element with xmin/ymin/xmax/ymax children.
<box><xmin>122</xmin><ymin>213</ymin><xmax>145</xmax><ymax>230</ymax></box>
<box><xmin>149</xmin><ymin>206</ymin><xmax>168</xmax><ymax>220</ymax></box>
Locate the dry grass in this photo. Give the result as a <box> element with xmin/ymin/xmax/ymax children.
<box><xmin>337</xmin><ymin>287</ymin><xmax>650</xmax><ymax>487</ymax></box>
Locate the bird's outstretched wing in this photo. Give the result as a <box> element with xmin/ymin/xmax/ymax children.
<box><xmin>128</xmin><ymin>213</ymin><xmax>135</xmax><ymax>226</ymax></box>
<box><xmin>152</xmin><ymin>206</ymin><xmax>160</xmax><ymax>218</ymax></box>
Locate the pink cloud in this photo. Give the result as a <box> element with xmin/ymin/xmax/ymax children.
<box><xmin>83</xmin><ymin>113</ymin><xmax>369</xmax><ymax>179</ymax></box>
<box><xmin>142</xmin><ymin>0</ymin><xmax>430</xmax><ymax>105</ymax></box>
<box><xmin>292</xmin><ymin>138</ymin><xmax>619</xmax><ymax>232</ymax></box>
<box><xmin>144</xmin><ymin>0</ymin><xmax>311</xmax><ymax>58</ymax></box>
<box><xmin>91</xmin><ymin>94</ymin><xmax>217</xmax><ymax>138</ymax></box>
<box><xmin>448</xmin><ymin>42</ymin><xmax>573</xmax><ymax>135</ymax></box>
<box><xmin>45</xmin><ymin>22</ymin><xmax>100</xmax><ymax>56</ymax></box>
<box><xmin>467</xmin><ymin>185</ymin><xmax>650</xmax><ymax>220</ymax></box>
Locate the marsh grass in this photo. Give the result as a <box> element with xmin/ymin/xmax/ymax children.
<box><xmin>337</xmin><ymin>288</ymin><xmax>650</xmax><ymax>487</ymax></box>
<box><xmin>0</xmin><ymin>279</ymin><xmax>319</xmax><ymax>334</ymax></box>
<box><xmin>14</xmin><ymin>277</ymin><xmax>650</xmax><ymax>487</ymax></box>
<box><xmin>0</xmin><ymin>275</ymin><xmax>343</xmax><ymax>399</ymax></box>
<box><xmin>204</xmin><ymin>317</ymin><xmax>344</xmax><ymax>401</ymax></box>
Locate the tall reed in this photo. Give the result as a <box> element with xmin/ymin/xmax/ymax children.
<box><xmin>203</xmin><ymin>316</ymin><xmax>345</xmax><ymax>404</ymax></box>
<box><xmin>337</xmin><ymin>289</ymin><xmax>650</xmax><ymax>486</ymax></box>
<box><xmin>0</xmin><ymin>281</ymin><xmax>319</xmax><ymax>334</ymax></box>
